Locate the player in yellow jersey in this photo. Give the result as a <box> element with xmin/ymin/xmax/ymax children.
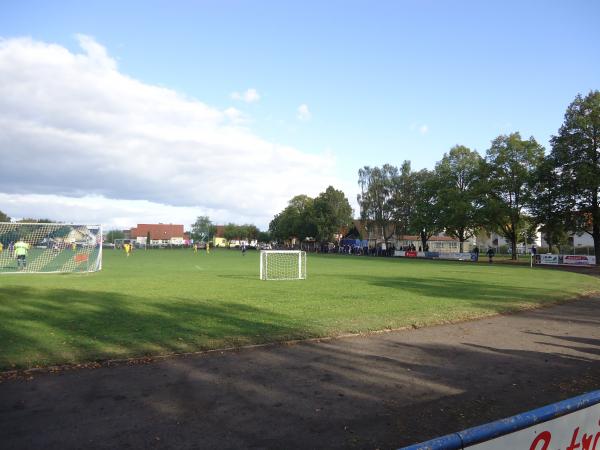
<box><xmin>193</xmin><ymin>243</ymin><xmax>198</xmax><ymax>253</ymax></box>
<box><xmin>14</xmin><ymin>239</ymin><xmax>30</xmax><ymax>270</ymax></box>
<box><xmin>124</xmin><ymin>243</ymin><xmax>131</xmax><ymax>256</ymax></box>
<box><xmin>0</xmin><ymin>241</ymin><xmax>3</xmax><ymax>254</ymax></box>
<box><xmin>206</xmin><ymin>242</ymin><xmax>210</xmax><ymax>254</ymax></box>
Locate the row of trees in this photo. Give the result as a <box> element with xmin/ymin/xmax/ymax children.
<box><xmin>190</xmin><ymin>216</ymin><xmax>270</xmax><ymax>243</ymax></box>
<box><xmin>0</xmin><ymin>212</ymin><xmax>55</xmax><ymax>224</ymax></box>
<box><xmin>357</xmin><ymin>91</ymin><xmax>600</xmax><ymax>262</ymax></box>
<box><xmin>269</xmin><ymin>186</ymin><xmax>354</xmax><ymax>243</ymax></box>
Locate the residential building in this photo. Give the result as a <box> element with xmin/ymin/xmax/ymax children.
<box><xmin>348</xmin><ymin>220</ymin><xmax>463</xmax><ymax>253</ymax></box>
<box><xmin>130</xmin><ymin>223</ymin><xmax>185</xmax><ymax>246</ymax></box>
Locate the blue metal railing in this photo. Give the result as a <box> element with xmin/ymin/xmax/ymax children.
<box><xmin>400</xmin><ymin>390</ymin><xmax>600</xmax><ymax>450</ymax></box>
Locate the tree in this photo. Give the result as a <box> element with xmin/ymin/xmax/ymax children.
<box><xmin>0</xmin><ymin>210</ymin><xmax>10</xmax><ymax>222</ymax></box>
<box><xmin>312</xmin><ymin>186</ymin><xmax>353</xmax><ymax>243</ymax></box>
<box><xmin>357</xmin><ymin>164</ymin><xmax>398</xmax><ymax>247</ymax></box>
<box><xmin>410</xmin><ymin>168</ymin><xmax>443</xmax><ymax>251</ymax></box>
<box><xmin>17</xmin><ymin>218</ymin><xmax>54</xmax><ymax>223</ymax></box>
<box><xmin>390</xmin><ymin>161</ymin><xmax>416</xmax><ymax>239</ymax></box>
<box><xmin>257</xmin><ymin>231</ymin><xmax>271</xmax><ymax>243</ymax></box>
<box><xmin>550</xmin><ymin>91</ymin><xmax>600</xmax><ymax>264</ymax></box>
<box><xmin>435</xmin><ymin>146</ymin><xmax>483</xmax><ymax>252</ymax></box>
<box><xmin>269</xmin><ymin>195</ymin><xmax>316</xmax><ymax>242</ymax></box>
<box><xmin>480</xmin><ymin>132</ymin><xmax>545</xmax><ymax>259</ymax></box>
<box><xmin>106</xmin><ymin>230</ymin><xmax>125</xmax><ymax>243</ymax></box>
<box><xmin>530</xmin><ymin>155</ymin><xmax>568</xmax><ymax>253</ymax></box>
<box><xmin>191</xmin><ymin>216</ymin><xmax>213</xmax><ymax>242</ymax></box>
<box><xmin>223</xmin><ymin>223</ymin><xmax>239</xmax><ymax>241</ymax></box>
<box><xmin>237</xmin><ymin>224</ymin><xmax>259</xmax><ymax>240</ymax></box>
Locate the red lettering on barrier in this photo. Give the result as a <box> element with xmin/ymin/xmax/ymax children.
<box><xmin>582</xmin><ymin>433</ymin><xmax>593</xmax><ymax>450</ymax></box>
<box><xmin>593</xmin><ymin>431</ymin><xmax>600</xmax><ymax>450</ymax></box>
<box><xmin>567</xmin><ymin>427</ymin><xmax>581</xmax><ymax>450</ymax></box>
<box><xmin>530</xmin><ymin>431</ymin><xmax>551</xmax><ymax>450</ymax></box>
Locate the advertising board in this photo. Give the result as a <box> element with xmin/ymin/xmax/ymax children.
<box><xmin>436</xmin><ymin>252</ymin><xmax>477</xmax><ymax>261</ymax></box>
<box><xmin>563</xmin><ymin>255</ymin><xmax>596</xmax><ymax>265</ymax></box>
<box><xmin>540</xmin><ymin>254</ymin><xmax>559</xmax><ymax>265</ymax></box>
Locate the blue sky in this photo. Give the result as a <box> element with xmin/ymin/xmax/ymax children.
<box><xmin>1</xmin><ymin>1</ymin><xmax>599</xmax><ymax>228</ymax></box>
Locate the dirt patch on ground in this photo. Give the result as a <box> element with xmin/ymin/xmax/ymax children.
<box><xmin>1</xmin><ymin>299</ymin><xmax>599</xmax><ymax>449</ymax></box>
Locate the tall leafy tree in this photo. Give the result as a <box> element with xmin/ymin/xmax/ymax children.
<box><xmin>530</xmin><ymin>155</ymin><xmax>568</xmax><ymax>253</ymax></box>
<box><xmin>480</xmin><ymin>132</ymin><xmax>545</xmax><ymax>259</ymax></box>
<box><xmin>313</xmin><ymin>186</ymin><xmax>353</xmax><ymax>243</ymax></box>
<box><xmin>390</xmin><ymin>161</ymin><xmax>416</xmax><ymax>238</ymax></box>
<box><xmin>223</xmin><ymin>223</ymin><xmax>239</xmax><ymax>241</ymax></box>
<box><xmin>0</xmin><ymin>210</ymin><xmax>10</xmax><ymax>222</ymax></box>
<box><xmin>435</xmin><ymin>146</ymin><xmax>483</xmax><ymax>252</ymax></box>
<box><xmin>191</xmin><ymin>216</ymin><xmax>213</xmax><ymax>242</ymax></box>
<box><xmin>257</xmin><ymin>231</ymin><xmax>271</xmax><ymax>243</ymax></box>
<box><xmin>410</xmin><ymin>168</ymin><xmax>443</xmax><ymax>250</ymax></box>
<box><xmin>269</xmin><ymin>195</ymin><xmax>316</xmax><ymax>242</ymax></box>
<box><xmin>357</xmin><ymin>164</ymin><xmax>398</xmax><ymax>247</ymax></box>
<box><xmin>550</xmin><ymin>91</ymin><xmax>600</xmax><ymax>263</ymax></box>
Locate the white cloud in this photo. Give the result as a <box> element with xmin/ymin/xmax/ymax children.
<box><xmin>410</xmin><ymin>123</ymin><xmax>429</xmax><ymax>135</ymax></box>
<box><xmin>223</xmin><ymin>107</ymin><xmax>248</xmax><ymax>125</ymax></box>
<box><xmin>0</xmin><ymin>36</ymin><xmax>340</xmax><ymax>229</ymax></box>
<box><xmin>0</xmin><ymin>193</ymin><xmax>258</xmax><ymax>230</ymax></box>
<box><xmin>230</xmin><ymin>88</ymin><xmax>260</xmax><ymax>103</ymax></box>
<box><xmin>297</xmin><ymin>104</ymin><xmax>311</xmax><ymax>121</ymax></box>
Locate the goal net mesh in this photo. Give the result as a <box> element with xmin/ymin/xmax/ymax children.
<box><xmin>0</xmin><ymin>223</ymin><xmax>102</xmax><ymax>274</ymax></box>
<box><xmin>260</xmin><ymin>250</ymin><xmax>306</xmax><ymax>280</ymax></box>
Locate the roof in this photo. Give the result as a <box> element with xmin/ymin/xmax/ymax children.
<box><xmin>214</xmin><ymin>225</ymin><xmax>225</xmax><ymax>238</ymax></box>
<box><xmin>130</xmin><ymin>224</ymin><xmax>184</xmax><ymax>240</ymax></box>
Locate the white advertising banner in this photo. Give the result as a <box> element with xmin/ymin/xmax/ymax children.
<box><xmin>540</xmin><ymin>254</ymin><xmax>559</xmax><ymax>265</ymax></box>
<box><xmin>563</xmin><ymin>255</ymin><xmax>596</xmax><ymax>265</ymax></box>
<box><xmin>466</xmin><ymin>401</ymin><xmax>600</xmax><ymax>449</ymax></box>
<box><xmin>436</xmin><ymin>252</ymin><xmax>474</xmax><ymax>261</ymax></box>
<box><xmin>539</xmin><ymin>254</ymin><xmax>596</xmax><ymax>266</ymax></box>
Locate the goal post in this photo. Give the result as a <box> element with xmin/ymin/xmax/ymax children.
<box><xmin>260</xmin><ymin>250</ymin><xmax>306</xmax><ymax>280</ymax></box>
<box><xmin>0</xmin><ymin>223</ymin><xmax>103</xmax><ymax>274</ymax></box>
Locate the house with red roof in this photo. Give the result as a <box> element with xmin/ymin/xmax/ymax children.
<box><xmin>130</xmin><ymin>223</ymin><xmax>185</xmax><ymax>247</ymax></box>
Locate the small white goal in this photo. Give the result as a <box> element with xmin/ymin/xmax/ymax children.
<box><xmin>260</xmin><ymin>250</ymin><xmax>306</xmax><ymax>280</ymax></box>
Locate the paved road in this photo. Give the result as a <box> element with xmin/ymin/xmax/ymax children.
<box><xmin>1</xmin><ymin>299</ymin><xmax>599</xmax><ymax>449</ymax></box>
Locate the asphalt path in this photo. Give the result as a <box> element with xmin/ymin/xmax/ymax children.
<box><xmin>1</xmin><ymin>298</ymin><xmax>599</xmax><ymax>449</ymax></box>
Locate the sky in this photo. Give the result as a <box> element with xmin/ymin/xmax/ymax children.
<box><xmin>1</xmin><ymin>0</ymin><xmax>599</xmax><ymax>230</ymax></box>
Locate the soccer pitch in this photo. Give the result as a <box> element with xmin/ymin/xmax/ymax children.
<box><xmin>1</xmin><ymin>249</ymin><xmax>599</xmax><ymax>370</ymax></box>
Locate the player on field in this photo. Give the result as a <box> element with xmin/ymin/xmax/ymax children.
<box><xmin>486</xmin><ymin>247</ymin><xmax>494</xmax><ymax>263</ymax></box>
<box><xmin>193</xmin><ymin>243</ymin><xmax>198</xmax><ymax>253</ymax></box>
<box><xmin>14</xmin><ymin>238</ymin><xmax>30</xmax><ymax>270</ymax></box>
<box><xmin>124</xmin><ymin>243</ymin><xmax>131</xmax><ymax>257</ymax></box>
<box><xmin>206</xmin><ymin>242</ymin><xmax>210</xmax><ymax>254</ymax></box>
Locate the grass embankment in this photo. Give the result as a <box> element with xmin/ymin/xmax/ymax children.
<box><xmin>1</xmin><ymin>249</ymin><xmax>598</xmax><ymax>370</ymax></box>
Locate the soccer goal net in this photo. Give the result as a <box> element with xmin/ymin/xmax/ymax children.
<box><xmin>0</xmin><ymin>223</ymin><xmax>102</xmax><ymax>274</ymax></box>
<box><xmin>260</xmin><ymin>250</ymin><xmax>306</xmax><ymax>280</ymax></box>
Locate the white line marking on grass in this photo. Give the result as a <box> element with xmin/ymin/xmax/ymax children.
<box><xmin>195</xmin><ymin>265</ymin><xmax>204</xmax><ymax>271</ymax></box>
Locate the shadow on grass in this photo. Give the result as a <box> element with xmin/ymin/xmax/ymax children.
<box><xmin>0</xmin><ymin>286</ymin><xmax>310</xmax><ymax>370</ymax></box>
<box><xmin>346</xmin><ymin>274</ymin><xmax>564</xmax><ymax>306</ymax></box>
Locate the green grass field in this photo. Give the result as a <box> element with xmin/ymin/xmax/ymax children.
<box><xmin>1</xmin><ymin>249</ymin><xmax>599</xmax><ymax>370</ymax></box>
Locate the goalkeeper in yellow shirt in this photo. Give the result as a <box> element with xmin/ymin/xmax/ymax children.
<box><xmin>14</xmin><ymin>239</ymin><xmax>30</xmax><ymax>270</ymax></box>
